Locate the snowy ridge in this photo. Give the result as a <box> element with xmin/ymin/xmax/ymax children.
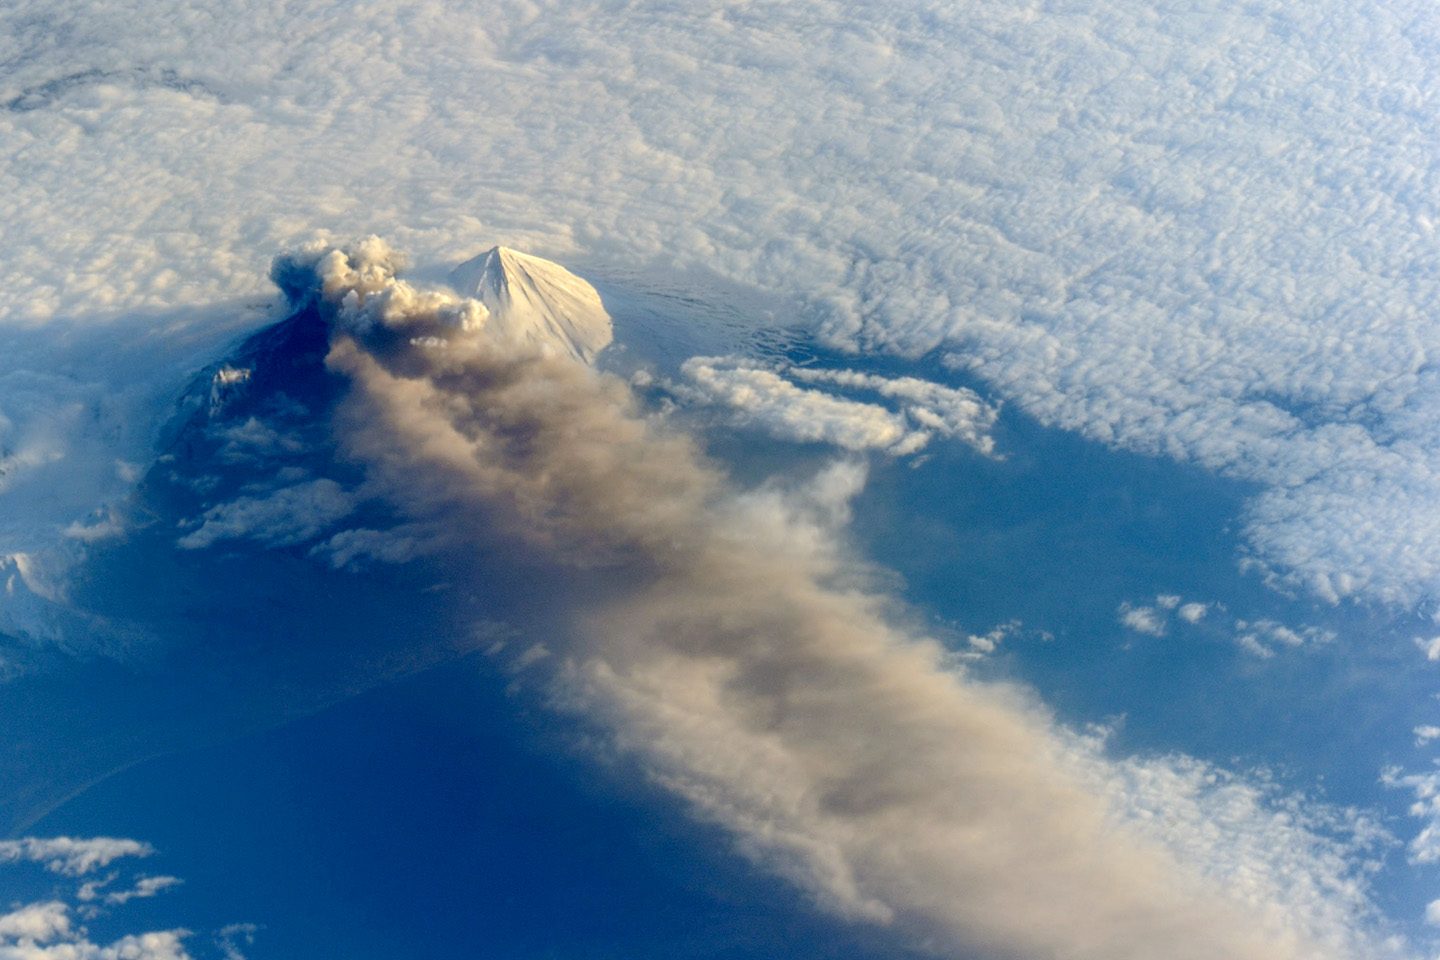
<box><xmin>449</xmin><ymin>246</ymin><xmax>612</xmax><ymax>364</ymax></box>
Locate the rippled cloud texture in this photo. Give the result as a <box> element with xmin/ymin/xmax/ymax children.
<box><xmin>5</xmin><ymin>0</ymin><xmax>1440</xmax><ymax>606</ymax></box>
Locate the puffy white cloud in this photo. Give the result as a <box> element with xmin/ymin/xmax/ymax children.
<box><xmin>1233</xmin><ymin>620</ymin><xmax>1334</xmax><ymax>660</ymax></box>
<box><xmin>0</xmin><ymin>838</ymin><xmax>151</xmax><ymax>877</ymax></box>
<box><xmin>1118</xmin><ymin>598</ymin><xmax>1320</xmax><ymax>654</ymax></box>
<box><xmin>785</xmin><ymin>367</ymin><xmax>998</xmax><ymax>456</ymax></box>
<box><xmin>1120</xmin><ymin>603</ymin><xmax>1168</xmax><ymax>637</ymax></box>
<box><xmin>964</xmin><ymin>620</ymin><xmax>1020</xmax><ymax>656</ymax></box>
<box><xmin>1116</xmin><ymin>595</ymin><xmax>1211</xmax><ymax>637</ymax></box>
<box><xmin>678</xmin><ymin>356</ymin><xmax>997</xmax><ymax>457</ymax></box>
<box><xmin>0</xmin><ymin>923</ymin><xmax>193</xmax><ymax>960</ymax></box>
<box><xmin>298</xmin><ymin>242</ymin><xmax>1398</xmax><ymax>960</ymax></box>
<box><xmin>1383</xmin><ymin>767</ymin><xmax>1440</xmax><ymax>865</ymax></box>
<box><xmin>1415</xmin><ymin>727</ymin><xmax>1440</xmax><ymax>748</ymax></box>
<box><xmin>0</xmin><ymin>904</ymin><xmax>70</xmax><ymax>943</ymax></box>
<box><xmin>679</xmin><ymin>356</ymin><xmax>931</xmax><ymax>455</ymax></box>
<box><xmin>1417</xmin><ymin>637</ymin><xmax>1440</xmax><ymax>662</ymax></box>
<box><xmin>1178</xmin><ymin>602</ymin><xmax>1210</xmax><ymax>624</ymax></box>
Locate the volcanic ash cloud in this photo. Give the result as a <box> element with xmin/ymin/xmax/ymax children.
<box><xmin>279</xmin><ymin>237</ymin><xmax>1366</xmax><ymax>960</ymax></box>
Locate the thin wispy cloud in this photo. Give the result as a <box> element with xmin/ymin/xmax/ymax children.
<box><xmin>0</xmin><ymin>837</ymin><xmax>151</xmax><ymax>876</ymax></box>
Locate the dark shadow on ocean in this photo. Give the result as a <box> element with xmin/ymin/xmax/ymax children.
<box><xmin>31</xmin><ymin>653</ymin><xmax>935</xmax><ymax>960</ymax></box>
<box><xmin>0</xmin><ymin>300</ymin><xmax>579</xmax><ymax>834</ymax></box>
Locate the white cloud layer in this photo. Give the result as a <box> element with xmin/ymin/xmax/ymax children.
<box><xmin>295</xmin><ymin>240</ymin><xmax>1401</xmax><ymax>960</ymax></box>
<box><xmin>2</xmin><ymin>0</ymin><xmax>1439</xmax><ymax>605</ymax></box>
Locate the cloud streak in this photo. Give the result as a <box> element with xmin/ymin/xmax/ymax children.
<box><xmin>292</xmin><ymin>239</ymin><xmax>1390</xmax><ymax>960</ymax></box>
<box><xmin>175</xmin><ymin>478</ymin><xmax>358</xmax><ymax>550</ymax></box>
<box><xmin>0</xmin><ymin>837</ymin><xmax>151</xmax><ymax>876</ymax></box>
<box><xmin>677</xmin><ymin>356</ymin><xmax>998</xmax><ymax>457</ymax></box>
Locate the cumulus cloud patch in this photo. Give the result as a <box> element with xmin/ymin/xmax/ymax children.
<box><xmin>678</xmin><ymin>356</ymin><xmax>997</xmax><ymax>458</ymax></box>
<box><xmin>1117</xmin><ymin>595</ymin><xmax>1220</xmax><ymax>639</ymax></box>
<box><xmin>0</xmin><ymin>837</ymin><xmax>198</xmax><ymax>960</ymax></box>
<box><xmin>0</xmin><ymin>902</ymin><xmax>72</xmax><ymax>943</ymax></box>
<box><xmin>1119</xmin><ymin>603</ymin><xmax>1169</xmax><ymax>638</ymax></box>
<box><xmin>1114</xmin><ymin>597</ymin><xmax>1329</xmax><ymax>660</ymax></box>
<box><xmin>0</xmin><ymin>901</ymin><xmax>191</xmax><ymax>960</ymax></box>
<box><xmin>1177</xmin><ymin>602</ymin><xmax>1210</xmax><ymax>624</ymax></box>
<box><xmin>285</xmin><ymin>239</ymin><xmax>1397</xmax><ymax>960</ymax></box>
<box><xmin>785</xmin><ymin>366</ymin><xmax>999</xmax><ymax>456</ymax></box>
<box><xmin>1383</xmin><ymin>767</ymin><xmax>1440</xmax><ymax>866</ymax></box>
<box><xmin>680</xmin><ymin>357</ymin><xmax>928</xmax><ymax>454</ymax></box>
<box><xmin>964</xmin><ymin>620</ymin><xmax>1021</xmax><ymax>657</ymax></box>
<box><xmin>1233</xmin><ymin>620</ymin><xmax>1335</xmax><ymax>660</ymax></box>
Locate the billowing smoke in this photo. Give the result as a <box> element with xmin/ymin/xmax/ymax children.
<box><xmin>278</xmin><ymin>239</ymin><xmax>1382</xmax><ymax>960</ymax></box>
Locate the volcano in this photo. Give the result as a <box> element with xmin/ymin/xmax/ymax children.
<box><xmin>449</xmin><ymin>246</ymin><xmax>613</xmax><ymax>364</ymax></box>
